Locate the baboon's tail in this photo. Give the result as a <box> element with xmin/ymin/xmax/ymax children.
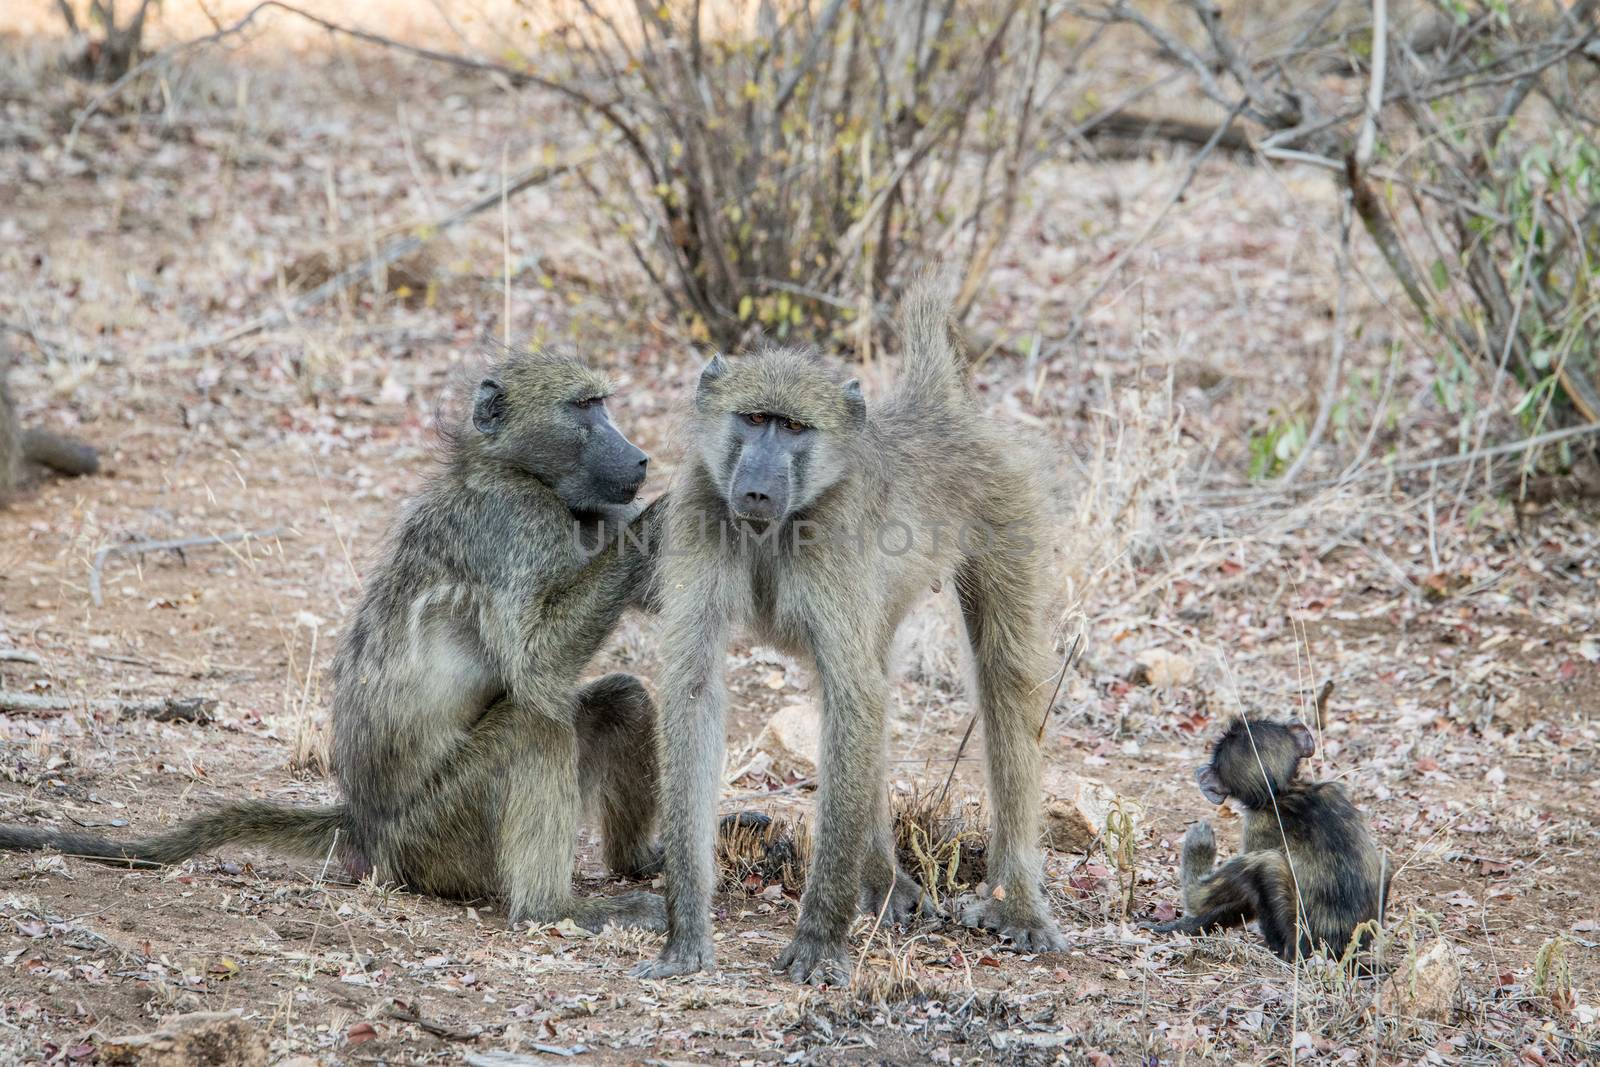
<box><xmin>896</xmin><ymin>272</ymin><xmax>971</xmax><ymax>406</ymax></box>
<box><xmin>22</xmin><ymin>428</ymin><xmax>99</xmax><ymax>476</ymax></box>
<box><xmin>0</xmin><ymin>802</ymin><xmax>347</xmax><ymax>869</ymax></box>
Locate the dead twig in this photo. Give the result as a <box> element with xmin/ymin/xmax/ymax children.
<box><xmin>0</xmin><ymin>691</ymin><xmax>216</xmax><ymax>723</ymax></box>
<box><xmin>1037</xmin><ymin>633</ymin><xmax>1085</xmax><ymax>743</ymax></box>
<box><xmin>1312</xmin><ymin>678</ymin><xmax>1335</xmax><ymax>731</ymax></box>
<box><xmin>90</xmin><ymin>528</ymin><xmax>284</xmax><ymax>607</ymax></box>
<box><xmin>0</xmin><ymin>649</ymin><xmax>44</xmax><ymax>666</ymax></box>
<box><xmin>937</xmin><ymin>633</ymin><xmax>1084</xmax><ymax>812</ymax></box>
<box><xmin>385</xmin><ymin>1004</ymin><xmax>489</xmax><ymax>1043</ymax></box>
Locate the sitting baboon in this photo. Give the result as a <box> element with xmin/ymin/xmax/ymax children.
<box><xmin>0</xmin><ymin>348</ymin><xmax>669</xmax><ymax>931</ymax></box>
<box><xmin>633</xmin><ymin>280</ymin><xmax>1066</xmax><ymax>984</ymax></box>
<box><xmin>1</xmin><ymin>346</ymin><xmax>99</xmax><ymax>502</ymax></box>
<box><xmin>1144</xmin><ymin>717</ymin><xmax>1391</xmax><ymax>961</ymax></box>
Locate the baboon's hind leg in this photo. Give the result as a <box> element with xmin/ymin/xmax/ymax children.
<box><xmin>576</xmin><ymin>673</ymin><xmax>661</xmax><ymax>879</ymax></box>
<box><xmin>953</xmin><ymin>540</ymin><xmax>1065</xmax><ymax>952</ymax></box>
<box><xmin>498</xmin><ymin>700</ymin><xmax>665</xmax><ymax>933</ymax></box>
<box><xmin>383</xmin><ymin>697</ymin><xmax>664</xmax><ymax>932</ymax></box>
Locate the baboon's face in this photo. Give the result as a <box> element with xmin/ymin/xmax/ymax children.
<box><xmin>1197</xmin><ymin>718</ymin><xmax>1315</xmax><ymax>809</ymax></box>
<box><xmin>693</xmin><ymin>349</ymin><xmax>864</xmax><ymax>525</ymax></box>
<box><xmin>472</xmin><ymin>359</ymin><xmax>649</xmax><ymax>513</ymax></box>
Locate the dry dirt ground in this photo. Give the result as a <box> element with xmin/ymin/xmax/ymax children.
<box><xmin>2</xmin><ymin>11</ymin><xmax>1599</xmax><ymax>1066</ymax></box>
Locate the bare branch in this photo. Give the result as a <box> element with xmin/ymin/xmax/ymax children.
<box><xmin>1355</xmin><ymin>0</ymin><xmax>1387</xmax><ymax>166</ymax></box>
<box><xmin>90</xmin><ymin>528</ymin><xmax>285</xmax><ymax>607</ymax></box>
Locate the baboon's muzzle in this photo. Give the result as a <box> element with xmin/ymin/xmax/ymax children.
<box><xmin>591</xmin><ymin>423</ymin><xmax>650</xmax><ymax>503</ymax></box>
<box><xmin>729</xmin><ymin>450</ymin><xmax>789</xmax><ymax>521</ymax></box>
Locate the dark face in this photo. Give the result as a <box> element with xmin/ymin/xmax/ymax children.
<box><xmin>473</xmin><ymin>380</ymin><xmax>649</xmax><ymax>512</ymax></box>
<box><xmin>724</xmin><ymin>412</ymin><xmax>814</xmax><ymax>522</ymax></box>
<box><xmin>1196</xmin><ymin>718</ymin><xmax>1316</xmax><ymax>810</ymax></box>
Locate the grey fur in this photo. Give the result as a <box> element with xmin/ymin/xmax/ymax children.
<box><xmin>0</xmin><ymin>349</ymin><xmax>667</xmax><ymax>932</ymax></box>
<box><xmin>632</xmin><ymin>279</ymin><xmax>1066</xmax><ymax>984</ymax></box>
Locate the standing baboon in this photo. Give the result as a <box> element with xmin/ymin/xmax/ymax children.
<box><xmin>0</xmin><ymin>349</ymin><xmax>669</xmax><ymax>931</ymax></box>
<box><xmin>633</xmin><ymin>282</ymin><xmax>1066</xmax><ymax>983</ymax></box>
<box><xmin>1144</xmin><ymin>717</ymin><xmax>1391</xmax><ymax>960</ymax></box>
<box><xmin>1</xmin><ymin>347</ymin><xmax>99</xmax><ymax>501</ymax></box>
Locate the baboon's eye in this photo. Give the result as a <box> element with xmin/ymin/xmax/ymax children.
<box><xmin>572</xmin><ymin>397</ymin><xmax>604</xmax><ymax>410</ymax></box>
<box><xmin>743</xmin><ymin>412</ymin><xmax>767</xmax><ymax>426</ymax></box>
<box><xmin>782</xmin><ymin>418</ymin><xmax>810</xmax><ymax>433</ymax></box>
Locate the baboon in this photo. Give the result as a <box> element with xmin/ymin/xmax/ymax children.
<box><xmin>1144</xmin><ymin>717</ymin><xmax>1391</xmax><ymax>961</ymax></box>
<box><xmin>632</xmin><ymin>281</ymin><xmax>1065</xmax><ymax>984</ymax></box>
<box><xmin>1</xmin><ymin>347</ymin><xmax>99</xmax><ymax>501</ymax></box>
<box><xmin>0</xmin><ymin>349</ymin><xmax>671</xmax><ymax>931</ymax></box>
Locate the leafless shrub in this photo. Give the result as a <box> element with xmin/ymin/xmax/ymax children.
<box><xmin>54</xmin><ymin>0</ymin><xmax>159</xmax><ymax>81</ymax></box>
<box><xmin>715</xmin><ymin>790</ymin><xmax>989</xmax><ymax>900</ymax></box>
<box><xmin>1091</xmin><ymin>0</ymin><xmax>1600</xmax><ymax>466</ymax></box>
<box><xmin>892</xmin><ymin>786</ymin><xmax>988</xmax><ymax>906</ymax></box>
<box><xmin>524</xmin><ymin>0</ymin><xmax>1060</xmax><ymax>349</ymax></box>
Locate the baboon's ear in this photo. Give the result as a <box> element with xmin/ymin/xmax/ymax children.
<box><xmin>696</xmin><ymin>354</ymin><xmax>728</xmax><ymax>403</ymax></box>
<box><xmin>842</xmin><ymin>378</ymin><xmax>866</xmax><ymax>428</ymax></box>
<box><xmin>1287</xmin><ymin>721</ymin><xmax>1316</xmax><ymax>758</ymax></box>
<box><xmin>472</xmin><ymin>379</ymin><xmax>508</xmax><ymax>436</ymax></box>
<box><xmin>1196</xmin><ymin>765</ymin><xmax>1228</xmax><ymax>805</ymax></box>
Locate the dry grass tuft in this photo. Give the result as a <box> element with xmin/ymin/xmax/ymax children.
<box><xmin>715</xmin><ymin>790</ymin><xmax>991</xmax><ymax>905</ymax></box>
<box><xmin>892</xmin><ymin>787</ymin><xmax>988</xmax><ymax>908</ymax></box>
<box><xmin>717</xmin><ymin>811</ymin><xmax>809</xmax><ymax>893</ymax></box>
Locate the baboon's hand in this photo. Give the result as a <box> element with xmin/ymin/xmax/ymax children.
<box><xmin>957</xmin><ymin>893</ymin><xmax>1068</xmax><ymax>953</ymax></box>
<box><xmin>629</xmin><ymin>935</ymin><xmax>715</xmax><ymax>979</ymax></box>
<box><xmin>773</xmin><ymin>933</ymin><xmax>850</xmax><ymax>986</ymax></box>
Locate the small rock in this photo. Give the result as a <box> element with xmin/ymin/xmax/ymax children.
<box><xmin>1043</xmin><ymin>780</ymin><xmax>1119</xmax><ymax>852</ymax></box>
<box><xmin>1131</xmin><ymin>648</ymin><xmax>1194</xmax><ymax>688</ymax></box>
<box><xmin>756</xmin><ymin>702</ymin><xmax>820</xmax><ymax>778</ymax></box>
<box><xmin>1387</xmin><ymin>940</ymin><xmax>1460</xmax><ymax>1021</ymax></box>
<box><xmin>101</xmin><ymin>1012</ymin><xmax>268</xmax><ymax>1067</ymax></box>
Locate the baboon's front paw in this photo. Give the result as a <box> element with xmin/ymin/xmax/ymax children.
<box><xmin>629</xmin><ymin>936</ymin><xmax>715</xmax><ymax>979</ymax></box>
<box><xmin>773</xmin><ymin>934</ymin><xmax>850</xmax><ymax>986</ymax></box>
<box><xmin>957</xmin><ymin>894</ymin><xmax>1067</xmax><ymax>953</ymax></box>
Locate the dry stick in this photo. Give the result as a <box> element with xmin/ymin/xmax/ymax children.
<box><xmin>934</xmin><ymin>634</ymin><xmax>1082</xmax><ymax>812</ymax></box>
<box><xmin>1312</xmin><ymin>678</ymin><xmax>1335</xmax><ymax>731</ymax></box>
<box><xmin>1189</xmin><ymin>420</ymin><xmax>1600</xmax><ymax>502</ymax></box>
<box><xmin>1354</xmin><ymin>0</ymin><xmax>1388</xmax><ymax>168</ymax></box>
<box><xmin>1037</xmin><ymin>633</ymin><xmax>1085</xmax><ymax>743</ymax></box>
<box><xmin>134</xmin><ymin>158</ymin><xmax>586</xmax><ymax>362</ymax></box>
<box><xmin>89</xmin><ymin>527</ymin><xmax>282</xmax><ymax>607</ymax></box>
<box><xmin>0</xmin><ymin>649</ymin><xmax>43</xmax><ymax>666</ymax></box>
<box><xmin>0</xmin><ymin>691</ymin><xmax>216</xmax><ymax>723</ymax></box>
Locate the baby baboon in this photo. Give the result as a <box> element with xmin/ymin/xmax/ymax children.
<box><xmin>633</xmin><ymin>281</ymin><xmax>1065</xmax><ymax>984</ymax></box>
<box><xmin>1145</xmin><ymin>717</ymin><xmax>1391</xmax><ymax>961</ymax></box>
<box><xmin>0</xmin><ymin>349</ymin><xmax>668</xmax><ymax>931</ymax></box>
<box><xmin>1</xmin><ymin>347</ymin><xmax>99</xmax><ymax>501</ymax></box>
